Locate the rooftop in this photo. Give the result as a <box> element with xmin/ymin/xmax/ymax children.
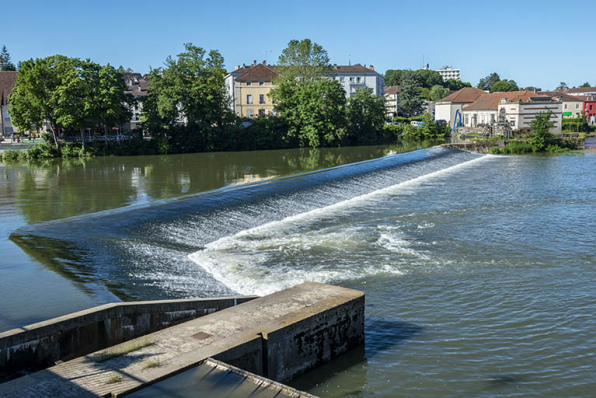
<box><xmin>0</xmin><ymin>71</ymin><xmax>18</xmax><ymax>106</ymax></box>
<box><xmin>234</xmin><ymin>62</ymin><xmax>279</xmax><ymax>82</ymax></box>
<box><xmin>464</xmin><ymin>91</ymin><xmax>548</xmax><ymax>111</ymax></box>
<box><xmin>437</xmin><ymin>87</ymin><xmax>485</xmax><ymax>104</ymax></box>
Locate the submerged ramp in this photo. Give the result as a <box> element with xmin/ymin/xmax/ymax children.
<box><xmin>0</xmin><ymin>283</ymin><xmax>363</xmax><ymax>397</ymax></box>
<box><xmin>11</xmin><ymin>147</ymin><xmax>485</xmax><ymax>300</ymax></box>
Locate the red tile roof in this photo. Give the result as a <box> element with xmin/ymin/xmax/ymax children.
<box><xmin>539</xmin><ymin>91</ymin><xmax>585</xmax><ymax>102</ymax></box>
<box><xmin>235</xmin><ymin>63</ymin><xmax>279</xmax><ymax>82</ymax></box>
<box><xmin>463</xmin><ymin>91</ymin><xmax>548</xmax><ymax>111</ymax></box>
<box><xmin>384</xmin><ymin>86</ymin><xmax>399</xmax><ymax>95</ymax></box>
<box><xmin>437</xmin><ymin>87</ymin><xmax>485</xmax><ymax>104</ymax></box>
<box><xmin>0</xmin><ymin>71</ymin><xmax>18</xmax><ymax>106</ymax></box>
<box><xmin>565</xmin><ymin>87</ymin><xmax>596</xmax><ymax>94</ymax></box>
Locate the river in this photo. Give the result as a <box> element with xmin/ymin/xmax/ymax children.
<box><xmin>1</xmin><ymin>141</ymin><xmax>595</xmax><ymax>397</ymax></box>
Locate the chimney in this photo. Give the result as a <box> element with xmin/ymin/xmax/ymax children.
<box><xmin>243</xmin><ymin>63</ymin><xmax>246</xmax><ymax>67</ymax></box>
<box><xmin>262</xmin><ymin>60</ymin><xmax>266</xmax><ymax>65</ymax></box>
<box><xmin>369</xmin><ymin>65</ymin><xmax>374</xmax><ymax>70</ymax></box>
<box><xmin>234</xmin><ymin>65</ymin><xmax>240</xmax><ymax>70</ymax></box>
<box><xmin>253</xmin><ymin>60</ymin><xmax>257</xmax><ymax>66</ymax></box>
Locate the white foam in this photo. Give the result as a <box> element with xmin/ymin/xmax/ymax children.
<box><xmin>189</xmin><ymin>154</ymin><xmax>492</xmax><ymax>295</ymax></box>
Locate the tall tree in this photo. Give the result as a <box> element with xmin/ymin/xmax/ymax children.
<box><xmin>346</xmin><ymin>87</ymin><xmax>386</xmax><ymax>144</ymax></box>
<box><xmin>276</xmin><ymin>39</ymin><xmax>331</xmax><ymax>85</ymax></box>
<box><xmin>144</xmin><ymin>43</ymin><xmax>232</xmax><ymax>151</ymax></box>
<box><xmin>580</xmin><ymin>82</ymin><xmax>591</xmax><ymax>88</ymax></box>
<box><xmin>384</xmin><ymin>69</ymin><xmax>404</xmax><ymax>86</ymax></box>
<box><xmin>490</xmin><ymin>79</ymin><xmax>519</xmax><ymax>93</ymax></box>
<box><xmin>445</xmin><ymin>79</ymin><xmax>471</xmax><ymax>91</ymax></box>
<box><xmin>270</xmin><ymin>39</ymin><xmax>346</xmax><ymax>147</ymax></box>
<box><xmin>430</xmin><ymin>85</ymin><xmax>450</xmax><ymax>101</ymax></box>
<box><xmin>398</xmin><ymin>70</ymin><xmax>424</xmax><ymax>116</ymax></box>
<box><xmin>0</xmin><ymin>45</ymin><xmax>16</xmax><ymax>71</ymax></box>
<box><xmin>414</xmin><ymin>69</ymin><xmax>444</xmax><ymax>89</ymax></box>
<box><xmin>528</xmin><ymin>111</ymin><xmax>555</xmax><ymax>151</ymax></box>
<box><xmin>477</xmin><ymin>72</ymin><xmax>500</xmax><ymax>91</ymax></box>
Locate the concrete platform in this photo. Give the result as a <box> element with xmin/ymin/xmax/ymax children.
<box><xmin>0</xmin><ymin>283</ymin><xmax>364</xmax><ymax>397</ymax></box>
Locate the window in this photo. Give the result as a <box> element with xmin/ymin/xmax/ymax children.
<box><xmin>576</xmin><ymin>104</ymin><xmax>580</xmax><ymax>109</ymax></box>
<box><xmin>246</xmin><ymin>82</ymin><xmax>252</xmax><ymax>86</ymax></box>
<box><xmin>259</xmin><ymin>81</ymin><xmax>264</xmax><ymax>86</ymax></box>
<box><xmin>259</xmin><ymin>94</ymin><xmax>265</xmax><ymax>104</ymax></box>
<box><xmin>356</xmin><ymin>77</ymin><xmax>361</xmax><ymax>83</ymax></box>
<box><xmin>259</xmin><ymin>109</ymin><xmax>265</xmax><ymax>117</ymax></box>
<box><xmin>247</xmin><ymin>94</ymin><xmax>253</xmax><ymax>104</ymax></box>
<box><xmin>510</xmin><ymin>120</ymin><xmax>515</xmax><ymax>127</ymax></box>
<box><xmin>340</xmin><ymin>77</ymin><xmax>345</xmax><ymax>82</ymax></box>
<box><xmin>246</xmin><ymin>109</ymin><xmax>254</xmax><ymax>117</ymax></box>
<box><xmin>564</xmin><ymin>104</ymin><xmax>568</xmax><ymax>109</ymax></box>
<box><xmin>349</xmin><ymin>77</ymin><xmax>354</xmax><ymax>82</ymax></box>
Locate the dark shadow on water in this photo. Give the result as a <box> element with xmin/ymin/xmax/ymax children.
<box><xmin>289</xmin><ymin>316</ymin><xmax>422</xmax><ymax>392</ymax></box>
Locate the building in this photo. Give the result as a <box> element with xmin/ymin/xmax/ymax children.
<box><xmin>122</xmin><ymin>73</ymin><xmax>149</xmax><ymax>131</ymax></box>
<box><xmin>462</xmin><ymin>91</ymin><xmax>546</xmax><ymax>127</ymax></box>
<box><xmin>331</xmin><ymin>64</ymin><xmax>384</xmax><ymax>98</ymax></box>
<box><xmin>436</xmin><ymin>66</ymin><xmax>461</xmax><ymax>82</ymax></box>
<box><xmin>0</xmin><ymin>71</ymin><xmax>18</xmax><ymax>137</ymax></box>
<box><xmin>384</xmin><ymin>86</ymin><xmax>399</xmax><ymax>119</ymax></box>
<box><xmin>226</xmin><ymin>61</ymin><xmax>279</xmax><ymax>118</ymax></box>
<box><xmin>497</xmin><ymin>96</ymin><xmax>562</xmax><ymax>135</ymax></box>
<box><xmin>582</xmin><ymin>95</ymin><xmax>596</xmax><ymax>125</ymax></box>
<box><xmin>539</xmin><ymin>91</ymin><xmax>584</xmax><ymax>118</ymax></box>
<box><xmin>565</xmin><ymin>86</ymin><xmax>596</xmax><ymax>97</ymax></box>
<box><xmin>434</xmin><ymin>87</ymin><xmax>485</xmax><ymax>127</ymax></box>
<box><xmin>225</xmin><ymin>62</ymin><xmax>384</xmax><ymax>117</ymax></box>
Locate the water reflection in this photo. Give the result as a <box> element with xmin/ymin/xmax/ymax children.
<box><xmin>1</xmin><ymin>142</ymin><xmax>439</xmax><ymax>225</ymax></box>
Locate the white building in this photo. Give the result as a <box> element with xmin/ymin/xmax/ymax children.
<box><xmin>539</xmin><ymin>91</ymin><xmax>584</xmax><ymax>118</ymax></box>
<box><xmin>384</xmin><ymin>86</ymin><xmax>398</xmax><ymax>118</ymax></box>
<box><xmin>436</xmin><ymin>66</ymin><xmax>460</xmax><ymax>82</ymax></box>
<box><xmin>0</xmin><ymin>72</ymin><xmax>18</xmax><ymax>137</ymax></box>
<box><xmin>462</xmin><ymin>91</ymin><xmax>543</xmax><ymax>127</ymax></box>
<box><xmin>497</xmin><ymin>96</ymin><xmax>562</xmax><ymax>135</ymax></box>
<box><xmin>565</xmin><ymin>87</ymin><xmax>596</xmax><ymax>97</ymax></box>
<box><xmin>434</xmin><ymin>87</ymin><xmax>485</xmax><ymax>128</ymax></box>
<box><xmin>331</xmin><ymin>64</ymin><xmax>384</xmax><ymax>98</ymax></box>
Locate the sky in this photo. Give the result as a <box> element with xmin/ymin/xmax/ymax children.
<box><xmin>1</xmin><ymin>0</ymin><xmax>594</xmax><ymax>90</ymax></box>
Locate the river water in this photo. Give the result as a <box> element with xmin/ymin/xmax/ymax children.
<box><xmin>1</xmin><ymin>142</ymin><xmax>595</xmax><ymax>397</ymax></box>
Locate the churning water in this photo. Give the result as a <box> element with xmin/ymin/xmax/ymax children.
<box><xmin>8</xmin><ymin>146</ymin><xmax>596</xmax><ymax>397</ymax></box>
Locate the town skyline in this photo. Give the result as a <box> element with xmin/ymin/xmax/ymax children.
<box><xmin>2</xmin><ymin>0</ymin><xmax>596</xmax><ymax>90</ymax></box>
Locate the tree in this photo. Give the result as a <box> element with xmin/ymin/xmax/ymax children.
<box><xmin>270</xmin><ymin>39</ymin><xmax>347</xmax><ymax>147</ymax></box>
<box><xmin>9</xmin><ymin>55</ymin><xmax>133</xmax><ymax>146</ymax></box>
<box><xmin>385</xmin><ymin>69</ymin><xmax>404</xmax><ymax>86</ymax></box>
<box><xmin>414</xmin><ymin>69</ymin><xmax>444</xmax><ymax>89</ymax></box>
<box><xmin>118</xmin><ymin>66</ymin><xmax>134</xmax><ymax>73</ymax></box>
<box><xmin>345</xmin><ymin>87</ymin><xmax>386</xmax><ymax>144</ymax></box>
<box><xmin>398</xmin><ymin>70</ymin><xmax>424</xmax><ymax>116</ymax></box>
<box><xmin>0</xmin><ymin>45</ymin><xmax>16</xmax><ymax>71</ymax></box>
<box><xmin>430</xmin><ymin>85</ymin><xmax>450</xmax><ymax>101</ymax></box>
<box><xmin>490</xmin><ymin>79</ymin><xmax>519</xmax><ymax>93</ymax></box>
<box><xmin>556</xmin><ymin>82</ymin><xmax>568</xmax><ymax>90</ymax></box>
<box><xmin>144</xmin><ymin>43</ymin><xmax>232</xmax><ymax>152</ymax></box>
<box><xmin>528</xmin><ymin>111</ymin><xmax>555</xmax><ymax>151</ymax></box>
<box><xmin>276</xmin><ymin>39</ymin><xmax>331</xmax><ymax>85</ymax></box>
<box><xmin>477</xmin><ymin>72</ymin><xmax>500</xmax><ymax>91</ymax></box>
<box><xmin>418</xmin><ymin>87</ymin><xmax>430</xmax><ymax>100</ymax></box>
<box><xmin>580</xmin><ymin>82</ymin><xmax>591</xmax><ymax>88</ymax></box>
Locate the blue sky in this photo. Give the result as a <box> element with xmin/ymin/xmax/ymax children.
<box><xmin>1</xmin><ymin>0</ymin><xmax>593</xmax><ymax>90</ymax></box>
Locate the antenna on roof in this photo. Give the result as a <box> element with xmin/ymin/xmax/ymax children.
<box><xmin>262</xmin><ymin>50</ymin><xmax>272</xmax><ymax>63</ymax></box>
<box><xmin>349</xmin><ymin>54</ymin><xmax>351</xmax><ymax>66</ymax></box>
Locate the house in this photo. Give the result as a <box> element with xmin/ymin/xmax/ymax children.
<box><xmin>539</xmin><ymin>91</ymin><xmax>584</xmax><ymax>118</ymax></box>
<box><xmin>122</xmin><ymin>73</ymin><xmax>149</xmax><ymax>131</ymax></box>
<box><xmin>331</xmin><ymin>64</ymin><xmax>384</xmax><ymax>98</ymax></box>
<box><xmin>497</xmin><ymin>96</ymin><xmax>562</xmax><ymax>134</ymax></box>
<box><xmin>462</xmin><ymin>91</ymin><xmax>546</xmax><ymax>127</ymax></box>
<box><xmin>434</xmin><ymin>87</ymin><xmax>485</xmax><ymax>127</ymax></box>
<box><xmin>226</xmin><ymin>60</ymin><xmax>279</xmax><ymax>118</ymax></box>
<box><xmin>384</xmin><ymin>86</ymin><xmax>398</xmax><ymax>119</ymax></box>
<box><xmin>0</xmin><ymin>71</ymin><xmax>18</xmax><ymax>137</ymax></box>
<box><xmin>581</xmin><ymin>95</ymin><xmax>596</xmax><ymax>125</ymax></box>
<box><xmin>565</xmin><ymin>86</ymin><xmax>596</xmax><ymax>97</ymax></box>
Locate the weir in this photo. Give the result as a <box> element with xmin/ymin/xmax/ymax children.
<box><xmin>0</xmin><ymin>283</ymin><xmax>364</xmax><ymax>397</ymax></box>
<box><xmin>10</xmin><ymin>147</ymin><xmax>485</xmax><ymax>301</ymax></box>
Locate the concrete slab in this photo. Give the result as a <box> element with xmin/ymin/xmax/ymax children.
<box><xmin>0</xmin><ymin>283</ymin><xmax>364</xmax><ymax>397</ymax></box>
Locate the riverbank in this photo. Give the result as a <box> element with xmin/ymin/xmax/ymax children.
<box><xmin>443</xmin><ymin>136</ymin><xmax>585</xmax><ymax>154</ymax></box>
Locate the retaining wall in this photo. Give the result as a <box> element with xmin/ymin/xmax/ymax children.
<box><xmin>0</xmin><ymin>296</ymin><xmax>256</xmax><ymax>379</ymax></box>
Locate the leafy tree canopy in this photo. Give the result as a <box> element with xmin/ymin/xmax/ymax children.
<box><xmin>580</xmin><ymin>82</ymin><xmax>591</xmax><ymax>88</ymax></box>
<box><xmin>430</xmin><ymin>85</ymin><xmax>450</xmax><ymax>101</ymax></box>
<box><xmin>490</xmin><ymin>79</ymin><xmax>519</xmax><ymax>93</ymax></box>
<box><xmin>477</xmin><ymin>72</ymin><xmax>501</xmax><ymax>91</ymax></box>
<box><xmin>398</xmin><ymin>70</ymin><xmax>424</xmax><ymax>116</ymax></box>
<box><xmin>276</xmin><ymin>39</ymin><xmax>331</xmax><ymax>85</ymax></box>
<box><xmin>346</xmin><ymin>87</ymin><xmax>386</xmax><ymax>145</ymax></box>
<box><xmin>556</xmin><ymin>82</ymin><xmax>568</xmax><ymax>90</ymax></box>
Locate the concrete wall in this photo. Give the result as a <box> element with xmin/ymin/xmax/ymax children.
<box><xmin>0</xmin><ymin>296</ymin><xmax>256</xmax><ymax>380</ymax></box>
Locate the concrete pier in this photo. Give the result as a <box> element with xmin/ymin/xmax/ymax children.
<box><xmin>0</xmin><ymin>283</ymin><xmax>364</xmax><ymax>397</ymax></box>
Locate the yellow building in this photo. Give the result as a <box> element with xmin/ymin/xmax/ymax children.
<box><xmin>229</xmin><ymin>61</ymin><xmax>278</xmax><ymax>118</ymax></box>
